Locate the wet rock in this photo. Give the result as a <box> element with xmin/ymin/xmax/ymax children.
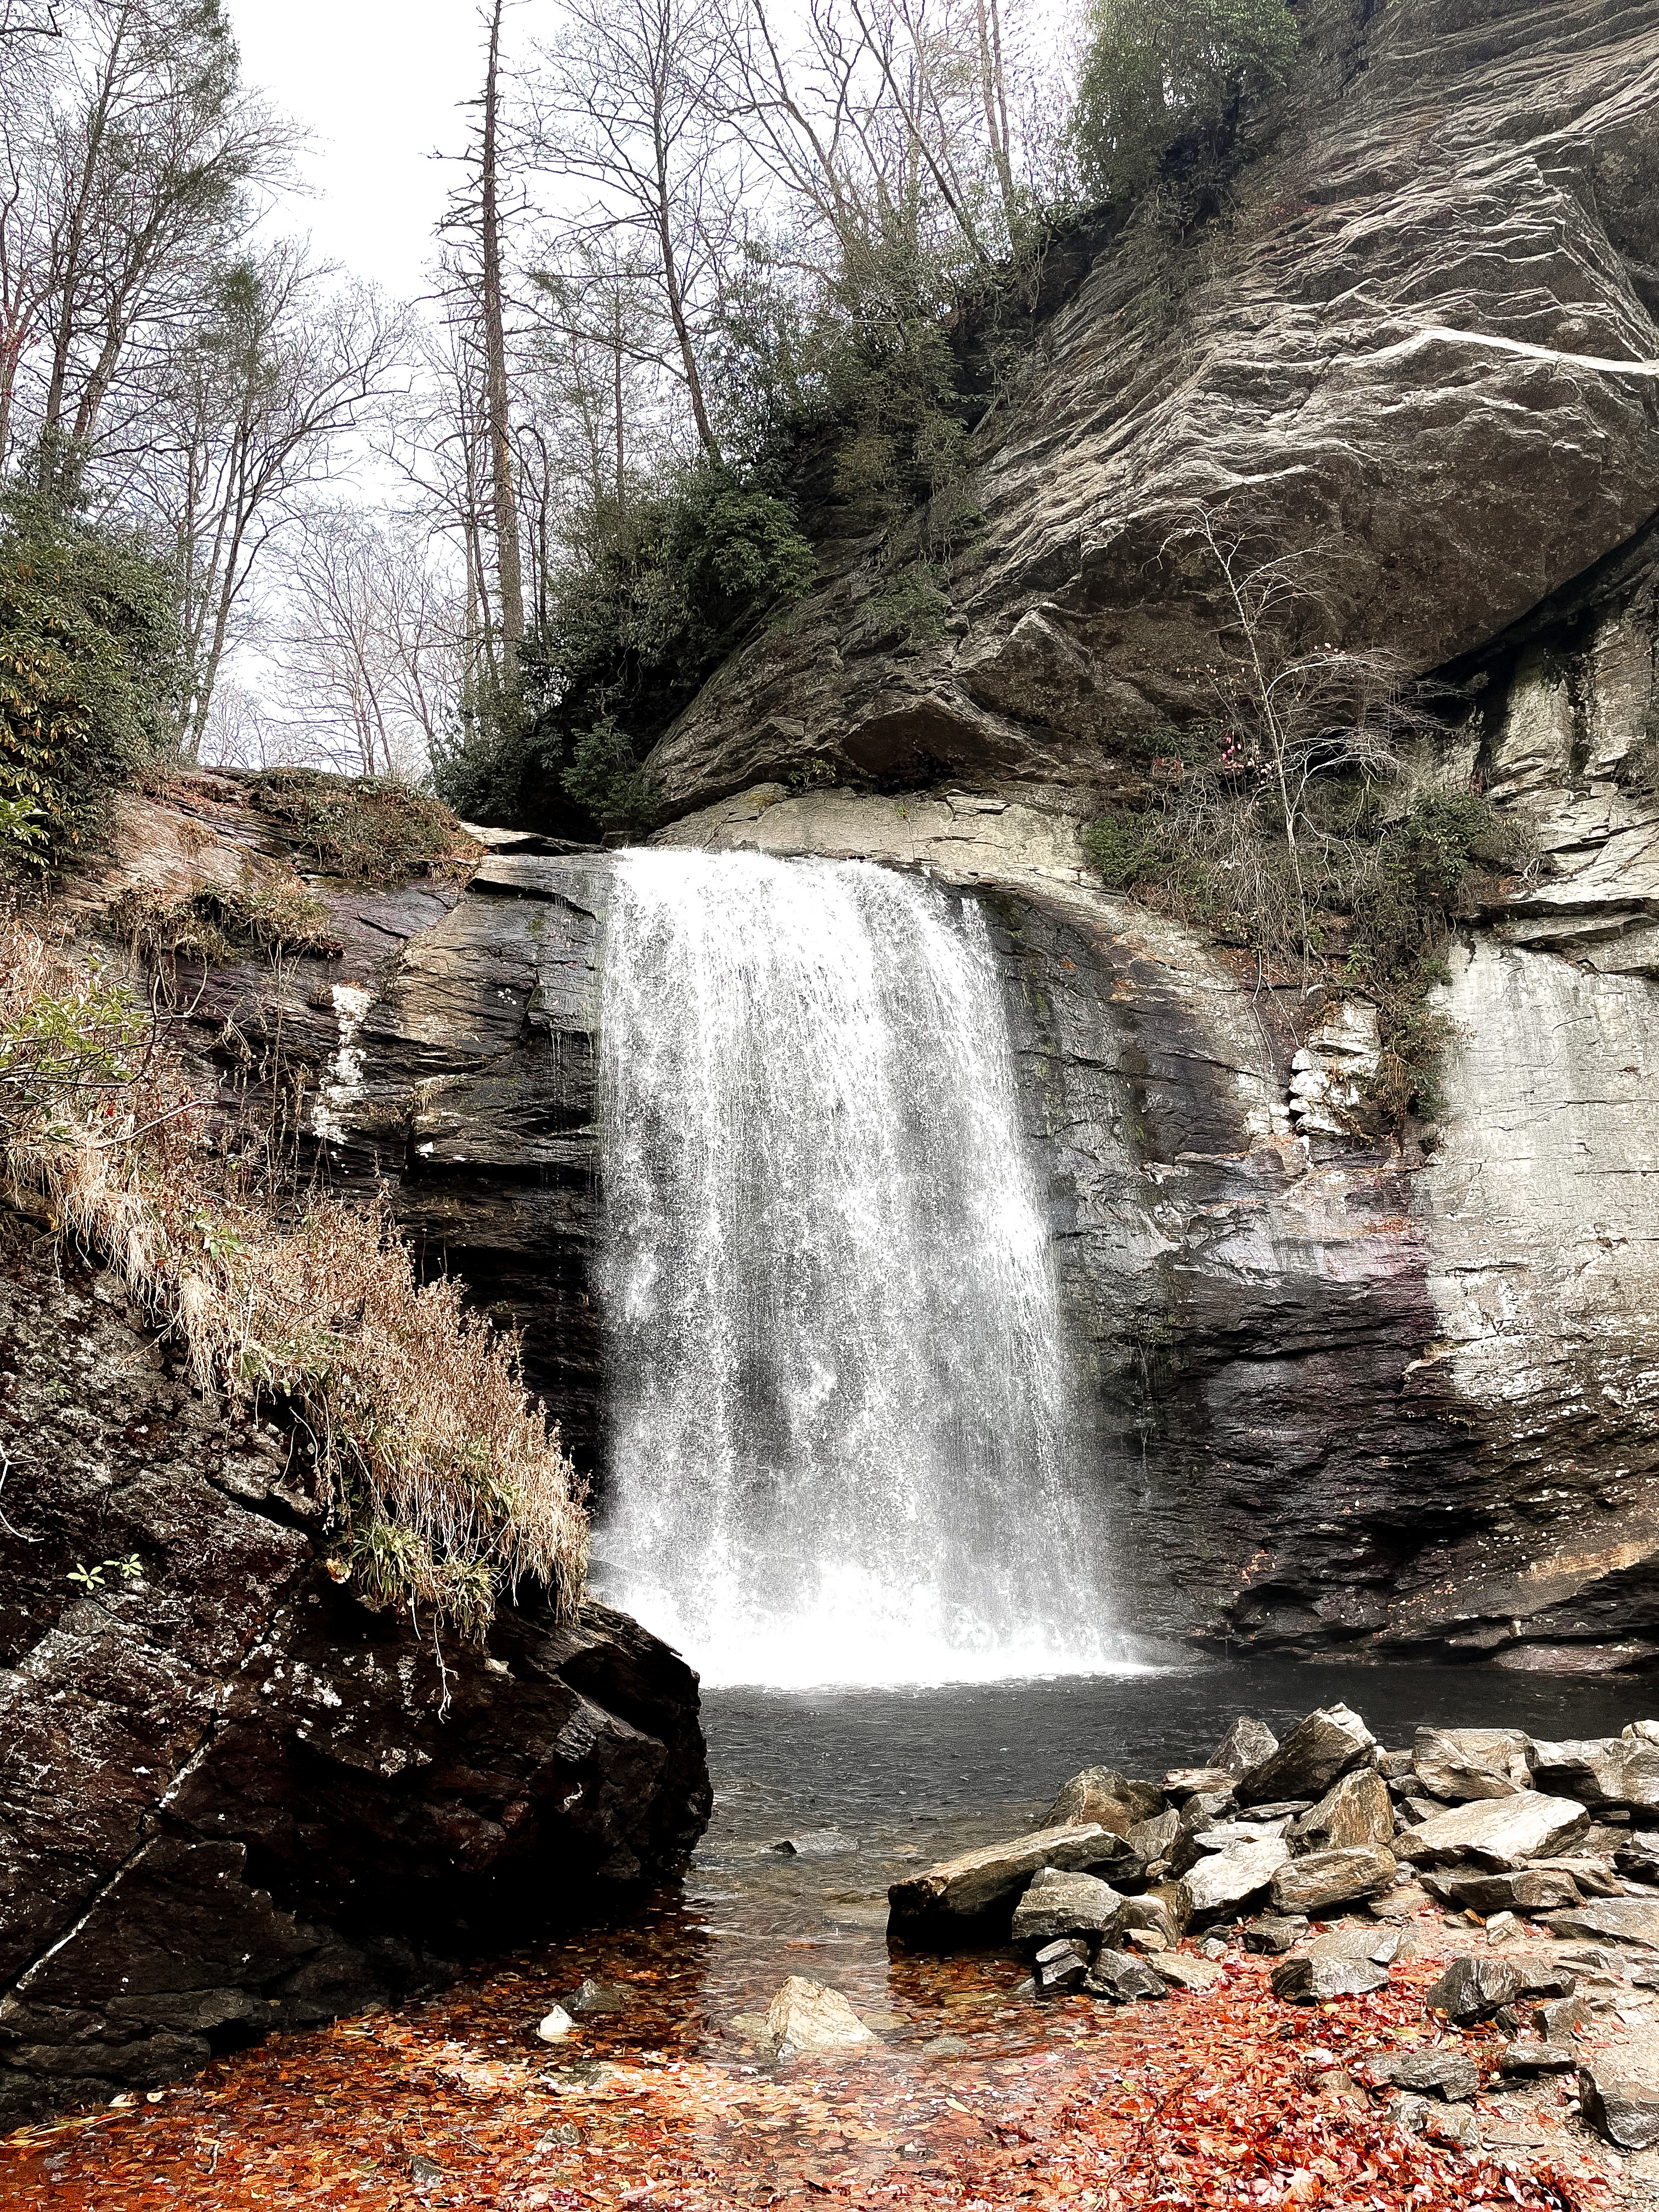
<box><xmin>1532</xmin><ymin>1736</ymin><xmax>1659</xmax><ymax>1813</ymax></box>
<box><xmin>1374</xmin><ymin>1751</ymin><xmax>1415</xmax><ymax>1782</ymax></box>
<box><xmin>1244</xmin><ymin>1914</ymin><xmax>1308</xmax><ymax>1954</ymax></box>
<box><xmin>774</xmin><ymin>1831</ymin><xmax>856</xmax><ymax>1858</ymax></box>
<box><xmin>1271</xmin><ymin>1847</ymin><xmax>1398</xmax><ymax>1916</ymax></box>
<box><xmin>1424</xmin><ymin>1956</ymin><xmax>1526</xmax><ymax>2023</ymax></box>
<box><xmin>1041</xmin><ymin>1769</ymin><xmax>1164</xmax><ymax>1835</ymax></box>
<box><xmin>1544</xmin><ymin>1898</ymin><xmax>1659</xmax><ymax>1949</ymax></box>
<box><xmin>536</xmin><ymin>2008</ymin><xmax>576</xmax><ymax>2042</ymax></box>
<box><xmin>888</xmin><ymin>1824</ymin><xmax>1133</xmax><ymax>1942</ymax></box>
<box><xmin>1370</xmin><ymin>2050</ymin><xmax>1480</xmax><ymax>2101</ymax></box>
<box><xmin>1578</xmin><ymin>2061</ymin><xmax>1659</xmax><ymax>2151</ymax></box>
<box><xmin>1211</xmin><ymin>1718</ymin><xmax>1279</xmax><ymax>1776</ymax></box>
<box><xmin>1237</xmin><ymin>1707</ymin><xmax>1375</xmax><ymax>1808</ymax></box>
<box><xmin>1113</xmin><ymin>1894</ymin><xmax>1182</xmax><ymax>1949</ymax></box>
<box><xmin>1290</xmin><ymin>1769</ymin><xmax>1395</xmax><ymax>1853</ymax></box>
<box><xmin>1178</xmin><ymin>1840</ymin><xmax>1291</xmax><ymax>1923</ymax></box>
<box><xmin>1190</xmin><ymin>1820</ymin><xmax>1291</xmax><ymax>1850</ymax></box>
<box><xmin>1084</xmin><ymin>1949</ymin><xmax>1168</xmax><ymax>2003</ymax></box>
<box><xmin>567</xmin><ymin>1980</ymin><xmax>629</xmax><ymax>2015</ymax></box>
<box><xmin>1394</xmin><ymin>1793</ymin><xmax>1588</xmax><ymax>1871</ymax></box>
<box><xmin>1537</xmin><ymin>1854</ymin><xmax>1623</xmax><ymax>1897</ymax></box>
<box><xmin>762</xmin><ymin>1977</ymin><xmax>878</xmax><ymax>2061</ymax></box>
<box><xmin>1011</xmin><ymin>1869</ymin><xmax>1123</xmax><ymax>1950</ymax></box>
<box><xmin>1033</xmin><ymin>1938</ymin><xmax>1091</xmax><ymax>1994</ymax></box>
<box><xmin>1412</xmin><ymin>1729</ymin><xmax>1521</xmax><ymax>1804</ymax></box>
<box><xmin>1444</xmin><ymin>1868</ymin><xmax>1584</xmax><ymax>1915</ymax></box>
<box><xmin>1500</xmin><ymin>2041</ymin><xmax>1579</xmax><ymax>2075</ymax></box>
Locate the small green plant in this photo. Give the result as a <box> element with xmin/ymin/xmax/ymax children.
<box><xmin>867</xmin><ymin>563</ymin><xmax>950</xmax><ymax>647</ymax></box>
<box><xmin>561</xmin><ymin>716</ymin><xmax>661</xmax><ymax>833</ymax></box>
<box><xmin>67</xmin><ymin>1554</ymin><xmax>143</xmax><ymax>1590</ymax></box>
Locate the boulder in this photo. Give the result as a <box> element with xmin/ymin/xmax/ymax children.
<box><xmin>762</xmin><ymin>1977</ymin><xmax>878</xmax><ymax>2061</ymax></box>
<box><xmin>1237</xmin><ymin>1707</ymin><xmax>1374</xmax><ymax>1808</ymax></box>
<box><xmin>1161</xmin><ymin>1767</ymin><xmax>1237</xmax><ymax>1800</ymax></box>
<box><xmin>1040</xmin><ymin>1769</ymin><xmax>1164</xmax><ymax>1835</ymax></box>
<box><xmin>1244</xmin><ymin>1914</ymin><xmax>1309</xmax><ymax>1954</ymax></box>
<box><xmin>1374</xmin><ymin>1751</ymin><xmax>1415</xmax><ymax>1782</ymax></box>
<box><xmin>1444</xmin><ymin>1868</ymin><xmax>1584</xmax><ymax>1915</ymax></box>
<box><xmin>1535</xmin><ymin>1995</ymin><xmax>1589</xmax><ymax>2040</ymax></box>
<box><xmin>1290</xmin><ymin>1769</ymin><xmax>1395</xmax><ymax>1853</ymax></box>
<box><xmin>1412</xmin><ymin>1729</ymin><xmax>1521</xmax><ymax>1804</ymax></box>
<box><xmin>1272</xmin><ymin>1942</ymin><xmax>1390</xmax><ymax>2002</ymax></box>
<box><xmin>1190</xmin><ymin>1820</ymin><xmax>1292</xmax><ymax>1849</ymax></box>
<box><xmin>1211</xmin><ymin>1718</ymin><xmax>1279</xmax><ymax>1775</ymax></box>
<box><xmin>1178</xmin><ymin>1839</ymin><xmax>1291</xmax><ymax>1922</ymax></box>
<box><xmin>1500</xmin><ymin>2042</ymin><xmax>1578</xmax><ymax>2075</ymax></box>
<box><xmin>1535</xmin><ymin>1854</ymin><xmax>1623</xmax><ymax>1897</ymax></box>
<box><xmin>1532</xmin><ymin>1739</ymin><xmax>1659</xmax><ymax>1814</ymax></box>
<box><xmin>1423</xmin><ymin>1956</ymin><xmax>1526</xmax><ymax>2023</ymax></box>
<box><xmin>1543</xmin><ymin>1898</ymin><xmax>1659</xmax><ymax>1949</ymax></box>
<box><xmin>1084</xmin><ymin>1949</ymin><xmax>1168</xmax><ymax>2003</ymax></box>
<box><xmin>1393</xmin><ymin>1793</ymin><xmax>1587</xmax><ymax>1871</ymax></box>
<box><xmin>1113</xmin><ymin>1894</ymin><xmax>1182</xmax><ymax>1949</ymax></box>
<box><xmin>1033</xmin><ymin>1938</ymin><xmax>1091</xmax><ymax>1994</ymax></box>
<box><xmin>1368</xmin><ymin>1883</ymin><xmax>1434</xmax><ymax>1921</ymax></box>
<box><xmin>1156</xmin><ymin>1954</ymin><xmax>1223</xmax><ymax>1993</ymax></box>
<box><xmin>1370</xmin><ymin>2050</ymin><xmax>1480</xmax><ymax>2101</ymax></box>
<box><xmin>888</xmin><ymin>1824</ymin><xmax>1133</xmax><ymax>1942</ymax></box>
<box><xmin>1126</xmin><ymin>1809</ymin><xmax>1180</xmax><ymax>1865</ymax></box>
<box><xmin>1011</xmin><ymin>1869</ymin><xmax>1124</xmax><ymax>1950</ymax></box>
<box><xmin>1271</xmin><ymin>1847</ymin><xmax>1397</xmax><ymax>1916</ymax></box>
<box><xmin>1578</xmin><ymin>2061</ymin><xmax>1659</xmax><ymax>2152</ymax></box>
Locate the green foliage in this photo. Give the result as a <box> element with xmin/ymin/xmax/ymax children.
<box><xmin>561</xmin><ymin>716</ymin><xmax>659</xmax><ymax>833</ymax></box>
<box><xmin>1084</xmin><ymin>785</ymin><xmax>1532</xmax><ymax>1125</ymax></box>
<box><xmin>1070</xmin><ymin>0</ymin><xmax>1300</xmax><ymax>201</ymax></box>
<box><xmin>245</xmin><ymin>769</ymin><xmax>481</xmax><ymax>887</ymax></box>
<box><xmin>867</xmin><ymin>563</ymin><xmax>951</xmax><ymax>647</ymax></box>
<box><xmin>0</xmin><ymin>490</ymin><xmax>182</xmax><ymax>867</ymax></box>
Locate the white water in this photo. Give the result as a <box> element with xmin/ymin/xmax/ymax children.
<box><xmin>593</xmin><ymin>848</ymin><xmax>1124</xmax><ymax>1689</ymax></box>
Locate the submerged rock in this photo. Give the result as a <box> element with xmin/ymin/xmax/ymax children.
<box><xmin>774</xmin><ymin>1831</ymin><xmax>857</xmax><ymax>1858</ymax></box>
<box><xmin>761</xmin><ymin>1977</ymin><xmax>879</xmax><ymax>2061</ymax></box>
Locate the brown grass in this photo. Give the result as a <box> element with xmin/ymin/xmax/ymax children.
<box><xmin>0</xmin><ymin>906</ymin><xmax>587</xmax><ymax>1638</ymax></box>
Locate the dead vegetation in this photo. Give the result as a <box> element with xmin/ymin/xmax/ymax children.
<box><xmin>245</xmin><ymin>769</ymin><xmax>483</xmax><ymax>888</ymax></box>
<box><xmin>0</xmin><ymin>904</ymin><xmax>586</xmax><ymax>1638</ymax></box>
<box><xmin>103</xmin><ymin>873</ymin><xmax>341</xmax><ymax>965</ymax></box>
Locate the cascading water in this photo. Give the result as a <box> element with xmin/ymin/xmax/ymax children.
<box><xmin>592</xmin><ymin>847</ymin><xmax>1120</xmax><ymax>1688</ymax></box>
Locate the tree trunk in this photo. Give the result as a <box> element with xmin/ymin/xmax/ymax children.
<box><xmin>481</xmin><ymin>0</ymin><xmax>525</xmax><ymax>658</ymax></box>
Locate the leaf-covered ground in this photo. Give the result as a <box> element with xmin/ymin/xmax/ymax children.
<box><xmin>0</xmin><ymin>1901</ymin><xmax>1633</xmax><ymax>2212</ymax></box>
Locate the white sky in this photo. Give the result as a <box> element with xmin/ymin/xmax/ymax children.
<box><xmin>228</xmin><ymin>0</ymin><xmax>498</xmax><ymax>303</ymax></box>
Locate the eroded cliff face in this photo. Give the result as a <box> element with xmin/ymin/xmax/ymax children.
<box><xmin>642</xmin><ymin>0</ymin><xmax>1659</xmax><ymax>815</ymax></box>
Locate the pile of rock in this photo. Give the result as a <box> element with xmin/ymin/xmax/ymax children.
<box><xmin>888</xmin><ymin>1705</ymin><xmax>1659</xmax><ymax>2143</ymax></box>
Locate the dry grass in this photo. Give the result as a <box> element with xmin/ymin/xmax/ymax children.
<box><xmin>103</xmin><ymin>873</ymin><xmax>341</xmax><ymax>966</ymax></box>
<box><xmin>0</xmin><ymin>905</ymin><xmax>587</xmax><ymax>1638</ymax></box>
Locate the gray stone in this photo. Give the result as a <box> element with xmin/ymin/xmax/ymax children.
<box><xmin>1535</xmin><ymin>1995</ymin><xmax>1589</xmax><ymax>2040</ymax></box>
<box><xmin>1394</xmin><ymin>1793</ymin><xmax>1588</xmax><ymax>1871</ymax></box>
<box><xmin>1161</xmin><ymin>1767</ymin><xmax>1237</xmax><ymax>1800</ymax></box>
<box><xmin>1272</xmin><ymin>1946</ymin><xmax>1391</xmax><ymax>2002</ymax></box>
<box><xmin>1126</xmin><ymin>1809</ymin><xmax>1180</xmax><ymax>1866</ymax></box>
<box><xmin>1040</xmin><ymin>1769</ymin><xmax>1164</xmax><ymax>1835</ymax></box>
<box><xmin>774</xmin><ymin>1831</ymin><xmax>857</xmax><ymax>1857</ymax></box>
<box><xmin>1244</xmin><ymin>1914</ymin><xmax>1308</xmax><ymax>1954</ymax></box>
<box><xmin>1444</xmin><ymin>1867</ymin><xmax>1584</xmax><ymax>1915</ymax></box>
<box><xmin>1032</xmin><ymin>1939</ymin><xmax>1091</xmax><ymax>1994</ymax></box>
<box><xmin>1084</xmin><ymin>1949</ymin><xmax>1167</xmax><ymax>2004</ymax></box>
<box><xmin>1370</xmin><ymin>2050</ymin><xmax>1480</xmax><ymax>2101</ymax></box>
<box><xmin>1412</xmin><ymin>1729</ymin><xmax>1521</xmax><ymax>1804</ymax></box>
<box><xmin>1156</xmin><ymin>1954</ymin><xmax>1223</xmax><ymax>1993</ymax></box>
<box><xmin>567</xmin><ymin>1979</ymin><xmax>629</xmax><ymax>2015</ymax></box>
<box><xmin>1290</xmin><ymin>1769</ymin><xmax>1395</xmax><ymax>1853</ymax></box>
<box><xmin>1544</xmin><ymin>1898</ymin><xmax>1659</xmax><ymax>1949</ymax></box>
<box><xmin>1210</xmin><ymin>1718</ymin><xmax>1279</xmax><ymax>1776</ymax></box>
<box><xmin>1113</xmin><ymin>1894</ymin><xmax>1182</xmax><ymax>1949</ymax></box>
<box><xmin>888</xmin><ymin>1824</ymin><xmax>1135</xmax><ymax>1940</ymax></box>
<box><xmin>1178</xmin><ymin>1839</ymin><xmax>1291</xmax><ymax>1922</ymax></box>
<box><xmin>1368</xmin><ymin>1884</ymin><xmax>1434</xmax><ymax>1921</ymax></box>
<box><xmin>1374</xmin><ymin>1752</ymin><xmax>1415</xmax><ymax>1782</ymax></box>
<box><xmin>1190</xmin><ymin>1820</ymin><xmax>1291</xmax><ymax>1849</ymax></box>
<box><xmin>1238</xmin><ymin>1707</ymin><xmax>1375</xmax><ymax>1808</ymax></box>
<box><xmin>1271</xmin><ymin>1847</ymin><xmax>1397</xmax><ymax>1916</ymax></box>
<box><xmin>762</xmin><ymin>1977</ymin><xmax>879</xmax><ymax>2060</ymax></box>
<box><xmin>1532</xmin><ymin>1738</ymin><xmax>1659</xmax><ymax>1814</ymax></box>
<box><xmin>1578</xmin><ymin>2061</ymin><xmax>1659</xmax><ymax>2151</ymax></box>
<box><xmin>1423</xmin><ymin>1956</ymin><xmax>1525</xmax><ymax>2023</ymax></box>
<box><xmin>1011</xmin><ymin>1869</ymin><xmax>1123</xmax><ymax>1950</ymax></box>
<box><xmin>1500</xmin><ymin>2042</ymin><xmax>1578</xmax><ymax>2075</ymax></box>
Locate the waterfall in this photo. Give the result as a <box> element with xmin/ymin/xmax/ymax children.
<box><xmin>592</xmin><ymin>847</ymin><xmax>1117</xmax><ymax>1689</ymax></box>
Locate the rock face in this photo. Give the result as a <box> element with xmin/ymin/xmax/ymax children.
<box><xmin>641</xmin><ymin>0</ymin><xmax>1659</xmax><ymax>820</ymax></box>
<box><xmin>0</xmin><ymin>1218</ymin><xmax>711</xmax><ymax>2122</ymax></box>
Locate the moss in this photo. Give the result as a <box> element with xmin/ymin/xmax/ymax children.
<box><xmin>246</xmin><ymin>770</ymin><xmax>481</xmax><ymax>888</ymax></box>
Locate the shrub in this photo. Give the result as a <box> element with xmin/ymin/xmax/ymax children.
<box><xmin>245</xmin><ymin>769</ymin><xmax>482</xmax><ymax>887</ymax></box>
<box><xmin>0</xmin><ymin>906</ymin><xmax>586</xmax><ymax>1639</ymax></box>
<box><xmin>561</xmin><ymin>716</ymin><xmax>660</xmax><ymax>834</ymax></box>
<box><xmin>103</xmin><ymin>874</ymin><xmax>340</xmax><ymax>967</ymax></box>
<box><xmin>0</xmin><ymin>490</ymin><xmax>182</xmax><ymax>868</ymax></box>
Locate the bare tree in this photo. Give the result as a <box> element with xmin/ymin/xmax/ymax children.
<box><xmin>478</xmin><ymin>0</ymin><xmax>525</xmax><ymax>656</ymax></box>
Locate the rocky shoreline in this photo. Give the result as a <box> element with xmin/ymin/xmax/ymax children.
<box><xmin>872</xmin><ymin>1702</ymin><xmax>1659</xmax><ymax>2163</ymax></box>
